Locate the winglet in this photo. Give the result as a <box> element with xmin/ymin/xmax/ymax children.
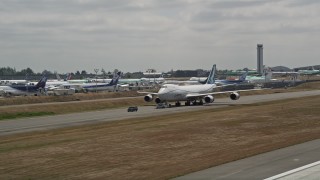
<box><xmin>206</xmin><ymin>64</ymin><xmax>216</xmax><ymax>84</ymax></box>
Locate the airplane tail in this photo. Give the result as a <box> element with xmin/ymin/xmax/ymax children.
<box><xmin>55</xmin><ymin>72</ymin><xmax>61</xmax><ymax>81</ymax></box>
<box><xmin>109</xmin><ymin>71</ymin><xmax>121</xmax><ymax>85</ymax></box>
<box><xmin>206</xmin><ymin>64</ymin><xmax>216</xmax><ymax>84</ymax></box>
<box><xmin>64</xmin><ymin>73</ymin><xmax>72</xmax><ymax>81</ymax></box>
<box><xmin>35</xmin><ymin>76</ymin><xmax>47</xmax><ymax>89</ymax></box>
<box><xmin>265</xmin><ymin>71</ymin><xmax>273</xmax><ymax>80</ymax></box>
<box><xmin>239</xmin><ymin>70</ymin><xmax>248</xmax><ymax>81</ymax></box>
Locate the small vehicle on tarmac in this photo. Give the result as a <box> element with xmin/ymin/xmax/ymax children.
<box><xmin>127</xmin><ymin>106</ymin><xmax>138</xmax><ymax>112</ymax></box>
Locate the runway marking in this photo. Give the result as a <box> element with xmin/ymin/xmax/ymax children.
<box><xmin>264</xmin><ymin>160</ymin><xmax>320</xmax><ymax>180</ymax></box>
<box><xmin>219</xmin><ymin>170</ymin><xmax>243</xmax><ymax>178</ymax></box>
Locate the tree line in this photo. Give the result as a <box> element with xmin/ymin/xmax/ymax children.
<box><xmin>0</xmin><ymin>66</ymin><xmax>247</xmax><ymax>80</ymax></box>
<box><xmin>0</xmin><ymin>67</ymin><xmax>98</xmax><ymax>76</ymax></box>
<box><xmin>0</xmin><ymin>67</ymin><xmax>143</xmax><ymax>80</ymax></box>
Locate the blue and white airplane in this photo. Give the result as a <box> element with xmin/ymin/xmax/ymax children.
<box><xmin>82</xmin><ymin>72</ymin><xmax>122</xmax><ymax>92</ymax></box>
<box><xmin>215</xmin><ymin>71</ymin><xmax>248</xmax><ymax>85</ymax></box>
<box><xmin>0</xmin><ymin>76</ymin><xmax>47</xmax><ymax>96</ymax></box>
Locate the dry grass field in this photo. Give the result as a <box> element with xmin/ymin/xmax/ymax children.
<box><xmin>0</xmin><ymin>95</ymin><xmax>319</xmax><ymax>179</ymax></box>
<box><xmin>0</xmin><ymin>91</ymin><xmax>141</xmax><ymax>106</ymax></box>
<box><xmin>0</xmin><ymin>97</ymin><xmax>147</xmax><ymax>120</ymax></box>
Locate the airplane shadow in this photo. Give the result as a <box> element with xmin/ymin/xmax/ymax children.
<box><xmin>169</xmin><ymin>103</ymin><xmax>249</xmax><ymax>108</ymax></box>
<box><xmin>204</xmin><ymin>102</ymin><xmax>252</xmax><ymax>107</ymax></box>
<box><xmin>142</xmin><ymin>103</ymin><xmax>250</xmax><ymax>109</ymax></box>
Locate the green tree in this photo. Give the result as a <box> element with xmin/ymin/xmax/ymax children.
<box><xmin>0</xmin><ymin>67</ymin><xmax>16</xmax><ymax>75</ymax></box>
<box><xmin>17</xmin><ymin>67</ymin><xmax>35</xmax><ymax>76</ymax></box>
<box><xmin>42</xmin><ymin>70</ymin><xmax>53</xmax><ymax>76</ymax></box>
<box><xmin>81</xmin><ymin>70</ymin><xmax>87</xmax><ymax>75</ymax></box>
<box><xmin>101</xmin><ymin>68</ymin><xmax>107</xmax><ymax>77</ymax></box>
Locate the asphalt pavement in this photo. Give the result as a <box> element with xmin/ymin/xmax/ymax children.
<box><xmin>174</xmin><ymin>139</ymin><xmax>320</xmax><ymax>180</ymax></box>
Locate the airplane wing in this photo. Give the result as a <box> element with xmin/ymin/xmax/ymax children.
<box><xmin>137</xmin><ymin>91</ymin><xmax>158</xmax><ymax>95</ymax></box>
<box><xmin>186</xmin><ymin>89</ymin><xmax>264</xmax><ymax>99</ymax></box>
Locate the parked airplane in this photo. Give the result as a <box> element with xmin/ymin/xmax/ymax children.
<box><xmin>0</xmin><ymin>76</ymin><xmax>47</xmax><ymax>96</ymax></box>
<box><xmin>82</xmin><ymin>72</ymin><xmax>122</xmax><ymax>92</ymax></box>
<box><xmin>26</xmin><ymin>73</ymin><xmax>71</xmax><ymax>91</ymax></box>
<box><xmin>67</xmin><ymin>79</ymin><xmax>93</xmax><ymax>84</ymax></box>
<box><xmin>47</xmin><ymin>72</ymin><xmax>71</xmax><ymax>82</ymax></box>
<box><xmin>189</xmin><ymin>77</ymin><xmax>207</xmax><ymax>82</ymax></box>
<box><xmin>165</xmin><ymin>71</ymin><xmax>248</xmax><ymax>86</ymax></box>
<box><xmin>298</xmin><ymin>66</ymin><xmax>320</xmax><ymax>75</ymax></box>
<box><xmin>0</xmin><ymin>80</ymin><xmax>27</xmax><ymax>85</ymax></box>
<box><xmin>163</xmin><ymin>79</ymin><xmax>204</xmax><ymax>85</ymax></box>
<box><xmin>189</xmin><ymin>70</ymin><xmax>256</xmax><ymax>82</ymax></box>
<box><xmin>139</xmin><ymin>65</ymin><xmax>259</xmax><ymax>107</ymax></box>
<box><xmin>215</xmin><ymin>71</ymin><xmax>248</xmax><ymax>85</ymax></box>
<box><xmin>141</xmin><ymin>75</ymin><xmax>165</xmax><ymax>84</ymax></box>
<box><xmin>245</xmin><ymin>71</ymin><xmax>274</xmax><ymax>83</ymax></box>
<box><xmin>46</xmin><ymin>84</ymin><xmax>76</xmax><ymax>96</ymax></box>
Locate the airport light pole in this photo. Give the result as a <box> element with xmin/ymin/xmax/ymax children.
<box><xmin>94</xmin><ymin>68</ymin><xmax>99</xmax><ymax>93</ymax></box>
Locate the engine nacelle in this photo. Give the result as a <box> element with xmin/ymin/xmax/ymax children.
<box><xmin>144</xmin><ymin>94</ymin><xmax>153</xmax><ymax>102</ymax></box>
<box><xmin>155</xmin><ymin>97</ymin><xmax>161</xmax><ymax>104</ymax></box>
<box><xmin>204</xmin><ymin>95</ymin><xmax>214</xmax><ymax>103</ymax></box>
<box><xmin>230</xmin><ymin>92</ymin><xmax>240</xmax><ymax>100</ymax></box>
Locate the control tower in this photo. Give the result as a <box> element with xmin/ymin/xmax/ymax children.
<box><xmin>257</xmin><ymin>44</ymin><xmax>263</xmax><ymax>74</ymax></box>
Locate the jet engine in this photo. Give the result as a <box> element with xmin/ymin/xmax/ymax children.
<box><xmin>155</xmin><ymin>97</ymin><xmax>161</xmax><ymax>104</ymax></box>
<box><xmin>230</xmin><ymin>92</ymin><xmax>240</xmax><ymax>100</ymax></box>
<box><xmin>144</xmin><ymin>94</ymin><xmax>153</xmax><ymax>102</ymax></box>
<box><xmin>204</xmin><ymin>95</ymin><xmax>214</xmax><ymax>103</ymax></box>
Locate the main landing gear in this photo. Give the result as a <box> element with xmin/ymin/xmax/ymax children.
<box><xmin>167</xmin><ymin>100</ymin><xmax>205</xmax><ymax>108</ymax></box>
<box><xmin>192</xmin><ymin>100</ymin><xmax>203</xmax><ymax>106</ymax></box>
<box><xmin>166</xmin><ymin>101</ymin><xmax>182</xmax><ymax>107</ymax></box>
<box><xmin>184</xmin><ymin>100</ymin><xmax>204</xmax><ymax>106</ymax></box>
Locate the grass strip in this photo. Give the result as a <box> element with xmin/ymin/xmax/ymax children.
<box><xmin>0</xmin><ymin>112</ymin><xmax>55</xmax><ymax>121</ymax></box>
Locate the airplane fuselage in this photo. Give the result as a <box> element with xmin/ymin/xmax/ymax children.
<box><xmin>157</xmin><ymin>84</ymin><xmax>216</xmax><ymax>102</ymax></box>
<box><xmin>0</xmin><ymin>85</ymin><xmax>40</xmax><ymax>96</ymax></box>
<box><xmin>82</xmin><ymin>83</ymin><xmax>117</xmax><ymax>92</ymax></box>
<box><xmin>298</xmin><ymin>70</ymin><xmax>320</xmax><ymax>75</ymax></box>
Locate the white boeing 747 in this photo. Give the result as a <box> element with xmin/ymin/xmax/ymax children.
<box><xmin>139</xmin><ymin>64</ymin><xmax>260</xmax><ymax>107</ymax></box>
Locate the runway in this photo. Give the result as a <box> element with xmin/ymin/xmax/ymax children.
<box><xmin>0</xmin><ymin>90</ymin><xmax>319</xmax><ymax>136</ymax></box>
<box><xmin>174</xmin><ymin>139</ymin><xmax>320</xmax><ymax>180</ymax></box>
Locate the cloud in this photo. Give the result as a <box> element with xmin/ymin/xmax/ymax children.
<box><xmin>188</xmin><ymin>0</ymin><xmax>320</xmax><ymax>35</ymax></box>
<box><xmin>0</xmin><ymin>0</ymin><xmax>319</xmax><ymax>72</ymax></box>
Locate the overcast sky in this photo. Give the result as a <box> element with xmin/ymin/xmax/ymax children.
<box><xmin>0</xmin><ymin>0</ymin><xmax>319</xmax><ymax>73</ymax></box>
